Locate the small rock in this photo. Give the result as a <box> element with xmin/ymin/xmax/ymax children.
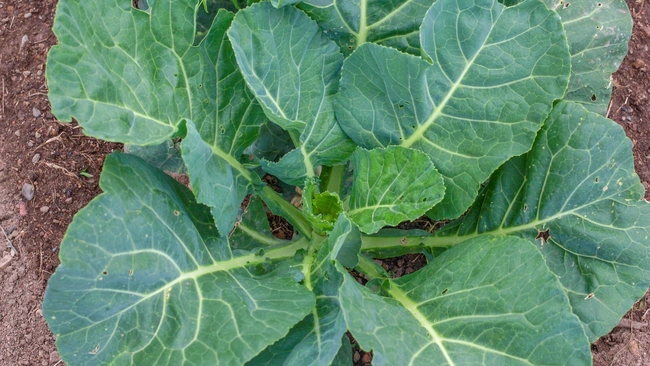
<box><xmin>14</xmin><ymin>130</ymin><xmax>20</xmax><ymax>137</ymax></box>
<box><xmin>20</xmin><ymin>35</ymin><xmax>28</xmax><ymax>48</ymax></box>
<box><xmin>49</xmin><ymin>351</ymin><xmax>60</xmax><ymax>363</ymax></box>
<box><xmin>361</xmin><ymin>353</ymin><xmax>372</xmax><ymax>363</ymax></box>
<box><xmin>21</xmin><ymin>183</ymin><xmax>34</xmax><ymax>200</ymax></box>
<box><xmin>18</xmin><ymin>202</ymin><xmax>27</xmax><ymax>216</ymax></box>
<box><xmin>35</xmin><ymin>132</ymin><xmax>41</xmax><ymax>138</ymax></box>
<box><xmin>0</xmin><ymin>254</ymin><xmax>12</xmax><ymax>270</ymax></box>
<box><xmin>353</xmin><ymin>351</ymin><xmax>361</xmax><ymax>362</ymax></box>
<box><xmin>24</xmin><ymin>12</ymin><xmax>32</xmax><ymax>18</ymax></box>
<box><xmin>65</xmin><ymin>197</ymin><xmax>73</xmax><ymax>204</ymax></box>
<box><xmin>32</xmin><ymin>107</ymin><xmax>41</xmax><ymax>118</ymax></box>
<box><xmin>27</xmin><ymin>141</ymin><xmax>33</xmax><ymax>147</ymax></box>
<box><xmin>40</xmin><ymin>206</ymin><xmax>49</xmax><ymax>213</ymax></box>
<box><xmin>31</xmin><ymin>153</ymin><xmax>40</xmax><ymax>164</ymax></box>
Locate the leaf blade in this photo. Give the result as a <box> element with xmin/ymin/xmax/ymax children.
<box><xmin>336</xmin><ymin>0</ymin><xmax>571</xmax><ymax>219</ymax></box>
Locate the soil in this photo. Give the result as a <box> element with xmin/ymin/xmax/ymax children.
<box><xmin>0</xmin><ymin>0</ymin><xmax>648</xmax><ymax>365</ymax></box>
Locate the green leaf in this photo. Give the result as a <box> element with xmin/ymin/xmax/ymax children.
<box><xmin>248</xmin><ymin>215</ymin><xmax>359</xmax><ymax>365</ymax></box>
<box><xmin>339</xmin><ymin>236</ymin><xmax>592</xmax><ymax>365</ymax></box>
<box><xmin>228</xmin><ymin>1</ymin><xmax>356</xmax><ymax>185</ymax></box>
<box><xmin>437</xmin><ymin>101</ymin><xmax>650</xmax><ymax>341</ymax></box>
<box><xmin>348</xmin><ymin>146</ymin><xmax>445</xmax><ymax>234</ymax></box>
<box><xmin>303</xmin><ymin>180</ymin><xmax>345</xmax><ymax>233</ymax></box>
<box><xmin>43</xmin><ymin>153</ymin><xmax>315</xmax><ymax>365</ymax></box>
<box><xmin>298</xmin><ymin>0</ymin><xmax>437</xmax><ymax>55</ymax></box>
<box><xmin>48</xmin><ymin>1</ymin><xmax>250</xmax><ymax>145</ymax></box>
<box><xmin>178</xmin><ymin>10</ymin><xmax>266</xmax><ymax>237</ymax></box>
<box><xmin>124</xmin><ymin>140</ymin><xmax>187</xmax><ymax>174</ymax></box>
<box><xmin>336</xmin><ymin>0</ymin><xmax>571</xmax><ymax>220</ymax></box>
<box><xmin>543</xmin><ymin>0</ymin><xmax>632</xmax><ymax>114</ymax></box>
<box><xmin>230</xmin><ymin>196</ymin><xmax>288</xmax><ymax>251</ymax></box>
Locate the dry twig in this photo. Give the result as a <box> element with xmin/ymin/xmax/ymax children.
<box><xmin>0</xmin><ymin>226</ymin><xmax>18</xmax><ymax>256</ymax></box>
<box><xmin>41</xmin><ymin>161</ymin><xmax>81</xmax><ymax>181</ymax></box>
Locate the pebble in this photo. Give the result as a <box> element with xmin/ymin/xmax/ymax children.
<box><xmin>27</xmin><ymin>141</ymin><xmax>33</xmax><ymax>147</ymax></box>
<box><xmin>32</xmin><ymin>107</ymin><xmax>41</xmax><ymax>118</ymax></box>
<box><xmin>14</xmin><ymin>130</ymin><xmax>20</xmax><ymax>137</ymax></box>
<box><xmin>0</xmin><ymin>254</ymin><xmax>12</xmax><ymax>270</ymax></box>
<box><xmin>18</xmin><ymin>201</ymin><xmax>27</xmax><ymax>216</ymax></box>
<box><xmin>24</xmin><ymin>12</ymin><xmax>32</xmax><ymax>18</ymax></box>
<box><xmin>65</xmin><ymin>197</ymin><xmax>73</xmax><ymax>204</ymax></box>
<box><xmin>40</xmin><ymin>206</ymin><xmax>49</xmax><ymax>213</ymax></box>
<box><xmin>49</xmin><ymin>351</ymin><xmax>60</xmax><ymax>363</ymax></box>
<box><xmin>32</xmin><ymin>153</ymin><xmax>40</xmax><ymax>164</ymax></box>
<box><xmin>21</xmin><ymin>183</ymin><xmax>34</xmax><ymax>201</ymax></box>
<box><xmin>35</xmin><ymin>132</ymin><xmax>41</xmax><ymax>139</ymax></box>
<box><xmin>20</xmin><ymin>35</ymin><xmax>28</xmax><ymax>48</ymax></box>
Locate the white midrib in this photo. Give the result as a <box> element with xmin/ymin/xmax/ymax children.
<box><xmin>388</xmin><ymin>284</ymin><xmax>456</xmax><ymax>366</ymax></box>
<box><xmin>401</xmin><ymin>48</ymin><xmax>484</xmax><ymax>148</ymax></box>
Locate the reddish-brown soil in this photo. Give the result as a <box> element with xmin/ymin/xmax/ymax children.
<box><xmin>0</xmin><ymin>1</ymin><xmax>648</xmax><ymax>365</ymax></box>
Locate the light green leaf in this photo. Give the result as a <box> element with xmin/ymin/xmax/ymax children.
<box><xmin>339</xmin><ymin>236</ymin><xmax>592</xmax><ymax>365</ymax></box>
<box><xmin>337</xmin><ymin>0</ymin><xmax>571</xmax><ymax>220</ymax></box>
<box><xmin>48</xmin><ymin>0</ymin><xmax>249</xmax><ymax>145</ymax></box>
<box><xmin>541</xmin><ymin>0</ymin><xmax>632</xmax><ymax>114</ymax></box>
<box><xmin>230</xmin><ymin>196</ymin><xmax>288</xmax><ymax>251</ymax></box>
<box><xmin>124</xmin><ymin>140</ymin><xmax>187</xmax><ymax>174</ymax></box>
<box><xmin>228</xmin><ymin>1</ymin><xmax>356</xmax><ymax>185</ymax></box>
<box><xmin>436</xmin><ymin>101</ymin><xmax>650</xmax><ymax>341</ymax></box>
<box><xmin>349</xmin><ymin>146</ymin><xmax>444</xmax><ymax>234</ymax></box>
<box><xmin>298</xmin><ymin>0</ymin><xmax>437</xmax><ymax>55</ymax></box>
<box><xmin>179</xmin><ymin>10</ymin><xmax>266</xmax><ymax>236</ymax></box>
<box><xmin>248</xmin><ymin>215</ymin><xmax>358</xmax><ymax>365</ymax></box>
<box><xmin>43</xmin><ymin>153</ymin><xmax>314</xmax><ymax>366</ymax></box>
<box><xmin>303</xmin><ymin>180</ymin><xmax>345</xmax><ymax>233</ymax></box>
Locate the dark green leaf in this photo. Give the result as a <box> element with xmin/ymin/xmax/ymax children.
<box><xmin>337</xmin><ymin>0</ymin><xmax>571</xmax><ymax>220</ymax></box>
<box><xmin>43</xmin><ymin>153</ymin><xmax>315</xmax><ymax>365</ymax></box>
<box><xmin>339</xmin><ymin>236</ymin><xmax>591</xmax><ymax>365</ymax></box>
<box><xmin>437</xmin><ymin>101</ymin><xmax>650</xmax><ymax>341</ymax></box>
<box><xmin>228</xmin><ymin>2</ymin><xmax>355</xmax><ymax>185</ymax></box>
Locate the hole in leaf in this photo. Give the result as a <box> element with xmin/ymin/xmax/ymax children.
<box><xmin>102</xmin><ymin>270</ymin><xmax>108</xmax><ymax>276</ymax></box>
<box><xmin>441</xmin><ymin>288</ymin><xmax>448</xmax><ymax>294</ymax></box>
<box><xmin>563</xmin><ymin>2</ymin><xmax>570</xmax><ymax>7</ymax></box>
<box><xmin>597</xmin><ymin>2</ymin><xmax>602</xmax><ymax>6</ymax></box>
<box><xmin>535</xmin><ymin>228</ymin><xmax>551</xmax><ymax>245</ymax></box>
<box><xmin>523</xmin><ymin>204</ymin><xmax>528</xmax><ymax>212</ymax></box>
<box><xmin>595</xmin><ymin>177</ymin><xmax>599</xmax><ymax>183</ymax></box>
<box><xmin>422</xmin><ymin>197</ymin><xmax>427</xmax><ymax>202</ymax></box>
<box><xmin>596</xmin><ymin>25</ymin><xmax>601</xmax><ymax>30</ymax></box>
<box><xmin>128</xmin><ymin>270</ymin><xmax>133</xmax><ymax>275</ymax></box>
<box><xmin>198</xmin><ymin>84</ymin><xmax>202</xmax><ymax>88</ymax></box>
<box><xmin>348</xmin><ymin>46</ymin><xmax>353</xmax><ymax>50</ymax></box>
<box><xmin>591</xmin><ymin>94</ymin><xmax>597</xmax><ymax>101</ymax></box>
<box><xmin>173</xmin><ymin>210</ymin><xmax>180</xmax><ymax>216</ymax></box>
<box><xmin>398</xmin><ymin>104</ymin><xmax>404</xmax><ymax>109</ymax></box>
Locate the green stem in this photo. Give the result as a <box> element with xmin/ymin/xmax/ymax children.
<box><xmin>319</xmin><ymin>164</ymin><xmax>346</xmax><ymax>194</ymax></box>
<box><xmin>355</xmin><ymin>253</ymin><xmax>389</xmax><ymax>280</ymax></box>
<box><xmin>360</xmin><ymin>233</ymin><xmax>456</xmax><ymax>252</ymax></box>
<box><xmin>259</xmin><ymin>186</ymin><xmax>313</xmax><ymax>240</ymax></box>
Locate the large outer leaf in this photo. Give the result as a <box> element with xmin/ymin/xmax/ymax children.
<box><xmin>349</xmin><ymin>146</ymin><xmax>445</xmax><ymax>234</ymax></box>
<box><xmin>336</xmin><ymin>0</ymin><xmax>571</xmax><ymax>220</ymax></box>
<box><xmin>48</xmin><ymin>0</ymin><xmax>255</xmax><ymax>145</ymax></box>
<box><xmin>551</xmin><ymin>0</ymin><xmax>632</xmax><ymax>115</ymax></box>
<box><xmin>436</xmin><ymin>101</ymin><xmax>650</xmax><ymax>341</ymax></box>
<box><xmin>504</xmin><ymin>0</ymin><xmax>632</xmax><ymax>115</ymax></box>
<box><xmin>339</xmin><ymin>236</ymin><xmax>591</xmax><ymax>365</ymax></box>
<box><xmin>248</xmin><ymin>215</ymin><xmax>359</xmax><ymax>365</ymax></box>
<box><xmin>48</xmin><ymin>3</ymin><xmax>266</xmax><ymax>236</ymax></box>
<box><xmin>43</xmin><ymin>153</ymin><xmax>315</xmax><ymax>365</ymax></box>
<box><xmin>228</xmin><ymin>2</ymin><xmax>355</xmax><ymax>185</ymax></box>
<box><xmin>296</xmin><ymin>0</ymin><xmax>436</xmax><ymax>55</ymax></box>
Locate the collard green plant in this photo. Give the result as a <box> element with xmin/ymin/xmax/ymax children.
<box><xmin>43</xmin><ymin>0</ymin><xmax>646</xmax><ymax>364</ymax></box>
